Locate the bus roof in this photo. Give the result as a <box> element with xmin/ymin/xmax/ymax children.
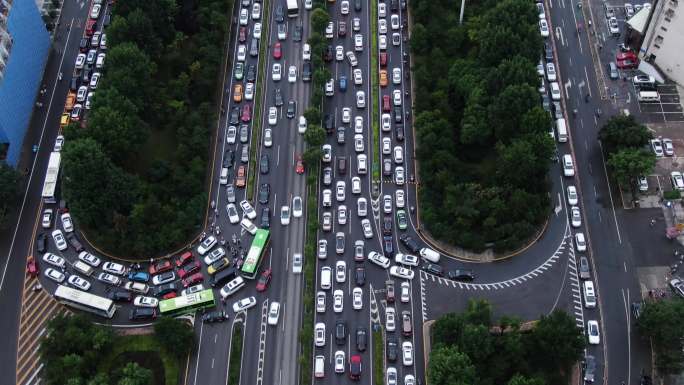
<box><xmin>241</xmin><ymin>229</ymin><xmax>269</xmax><ymax>274</ymax></box>
<box><xmin>159</xmin><ymin>289</ymin><xmax>215</xmax><ymax>313</ymax></box>
<box><xmin>41</xmin><ymin>152</ymin><xmax>61</xmax><ymax>199</ymax></box>
<box><xmin>54</xmin><ymin>285</ymin><xmax>113</xmax><ymax>312</ymax></box>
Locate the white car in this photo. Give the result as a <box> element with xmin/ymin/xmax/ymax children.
<box><xmin>395</xmin><ymin>253</ymin><xmax>418</xmax><ymax>267</ymax></box>
<box><xmin>322</xmin><ymin>212</ymin><xmax>332</xmax><ymax>231</ymax></box>
<box><xmin>315</xmin><ymin>323</ymin><xmax>326</xmax><ymax>346</ymax></box>
<box><xmin>352</xmin><ymin>17</ymin><xmax>361</xmax><ymax>31</ymax></box>
<box><xmin>97</xmin><ymin>272</ymin><xmax>121</xmax><ymax>286</ymax></box>
<box><xmin>183</xmin><ymin>284</ymin><xmax>205</xmax><ymax>296</ymax></box>
<box><xmin>672</xmin><ymin>171</ymin><xmax>684</xmax><ymax>191</ymax></box>
<box><xmin>342</xmin><ymin>107</ymin><xmax>351</xmax><ymax>123</ymax></box>
<box><xmin>302</xmin><ymin>43</ymin><xmax>311</xmax><ymax>60</ymax></box>
<box><xmin>336</xmin><ymin>45</ymin><xmax>344</xmax><ymax>61</ymax></box>
<box><xmin>264</xmin><ymin>128</ymin><xmax>273</xmax><ymax>147</ymax></box>
<box><xmin>386</xmin><ymin>307</ymin><xmax>396</xmax><ymax>331</ymax></box>
<box><xmin>404</xmin><ymin>375</ymin><xmax>416</xmax><ymax>385</ymax></box>
<box><xmin>392</xmin><ymin>68</ymin><xmax>401</xmax><ymax>84</ymax></box>
<box><xmin>393</xmin><ymin>89</ymin><xmax>402</xmax><ymax>106</ymax></box>
<box><xmin>389</xmin><ymin>266</ymin><xmax>415</xmax><ymax>280</ymax></box>
<box><xmin>45</xmin><ymin>268</ymin><xmax>65</xmax><ymax>283</ymax></box>
<box><xmin>651</xmin><ymin>138</ymin><xmax>664</xmax><ymax>157</ymax></box>
<box><xmin>400</xmin><ymin>281</ymin><xmax>410</xmax><ymax>303</ymax></box>
<box><xmin>567</xmin><ymin>185</ymin><xmax>578</xmax><ymax>205</ymax></box>
<box><xmin>334</xmin><ymin>351</ymin><xmax>345</xmax><ymax>373</ymax></box>
<box><xmin>304</xmin><ymin>0</ymin><xmax>312</xmax><ymax>9</ymax></box>
<box><xmin>395</xmin><ymin>166</ymin><xmax>406</xmax><ymax>185</ymax></box>
<box><xmin>292</xmin><ymin>196</ymin><xmax>303</xmax><ymax>218</ymax></box>
<box><xmin>325</xmin><ymin>22</ymin><xmax>334</xmax><ymax>38</ymax></box>
<box><xmin>346</xmin><ymin>51</ymin><xmax>358</xmax><ymax>67</ymax></box>
<box><xmin>539</xmin><ymin>19</ymin><xmax>550</xmax><ymax>37</ymax></box>
<box><xmin>562</xmin><ymin>154</ymin><xmax>575</xmax><ymax>177</ymax></box>
<box><xmin>368</xmin><ymin>251</ymin><xmax>390</xmax><ymax>268</ymax></box>
<box><xmin>402</xmin><ymin>341</ymin><xmax>414</xmax><ymax>366</ymax></box>
<box><xmin>353</xmin><ymin>68</ymin><xmax>363</xmax><ymax>84</ymax></box>
<box><xmin>354</xmin><ymin>34</ymin><xmax>363</xmax><ymax>52</ymax></box>
<box><xmin>318</xmin><ymin>239</ymin><xmax>328</xmax><ymax>259</ymax></box>
<box><xmin>267</xmin><ymin>302</ymin><xmax>280</xmax><ymax>325</ymax></box>
<box><xmin>395</xmin><ymin>190</ymin><xmax>405</xmax><ymax>208</ymax></box>
<box><xmin>226</xmin><ymin>203</ymin><xmax>240</xmax><ymax>224</ymax></box>
<box><xmin>383</xmin><ymin>195</ymin><xmax>392</xmax><ymax>213</ymax></box>
<box><xmin>61</xmin><ymin>213</ymin><xmax>74</xmax><ymax>232</ymax></box>
<box><xmin>253</xmin><ymin>22</ymin><xmax>262</xmax><ymax>39</ymax></box>
<box><xmin>239</xmin><ymin>8</ymin><xmax>248</xmax><ymax>25</ymax></box>
<box><xmin>280</xmin><ymin>205</ymin><xmax>291</xmax><ymax>225</ymax></box>
<box><xmin>90</xmin><ymin>4</ymin><xmax>101</xmax><ymax>18</ymax></box>
<box><xmin>391</xmin><ymin>14</ymin><xmax>400</xmax><ymax>29</ymax></box>
<box><xmin>546</xmin><ymin>63</ymin><xmax>557</xmax><ymax>82</ymax></box>
<box><xmin>586</xmin><ymin>320</ymin><xmax>600</xmax><ymax>344</ymax></box>
<box><xmin>358</xmin><ymin>197</ymin><xmax>368</xmax><ymax>217</ymax></box>
<box><xmin>288</xmin><ymin>65</ymin><xmax>297</xmax><ymax>83</ymax></box>
<box><xmin>226</xmin><ymin>125</ymin><xmax>237</xmax><ymax>143</ymax></box>
<box><xmin>379</xmin><ymin>19</ymin><xmax>388</xmax><ymax>34</ymax></box>
<box><xmin>75</xmin><ymin>54</ymin><xmax>86</xmax><ymax>69</ymax></box>
<box><xmin>608</xmin><ymin>17</ymin><xmax>620</xmax><ymax>35</ymax></box>
<box><xmin>382</xmin><ymin>114</ymin><xmax>391</xmax><ymax>131</ymax></box>
<box><xmin>42</xmin><ymin>209</ymin><xmax>53</xmax><ymax>229</ymax></box>
<box><xmin>333</xmin><ymin>289</ymin><xmax>344</xmax><ymax>312</ymax></box>
<box><xmin>393</xmin><ymin>146</ymin><xmax>403</xmax><ymax>163</ymax></box>
<box><xmin>322</xmin><ymin>189</ymin><xmax>332</xmax><ymax>207</ymax></box>
<box><xmin>251</xmin><ymin>2</ymin><xmax>261</xmax><ymax>19</ymax></box>
<box><xmin>387</xmin><ymin>368</ymin><xmax>398</xmax><ymax>385</ymax></box>
<box><xmin>272</xmin><ymin>63</ymin><xmax>282</xmax><ymax>81</ymax></box>
<box><xmin>203</xmin><ymin>247</ymin><xmax>226</xmax><ymax>265</ymax></box>
<box><xmin>316</xmin><ymin>292</ymin><xmax>326</xmax><ymax>313</ymax></box>
<box><xmin>240</xmin><ymin>200</ymin><xmax>257</xmax><ymax>219</ymax></box>
<box><xmin>237</xmin><ymin>45</ymin><xmax>246</xmax><ymax>61</ymax></box>
<box><xmin>197</xmin><ymin>235</ymin><xmax>217</xmax><ymax>255</ymax></box>
<box><xmin>78</xmin><ymin>251</ymin><xmax>101</xmax><ymax>267</ymax></box>
<box><xmin>354</xmin><ymin>116</ymin><xmax>363</xmax><ymax>133</ymax></box>
<box><xmin>53</xmin><ymin>135</ymin><xmax>65</xmax><ymax>152</ymax></box>
<box><xmin>336</xmin><ymin>181</ymin><xmax>346</xmax><ymax>201</ymax></box>
<box><xmin>356</xmin><ymin>90</ymin><xmax>366</xmax><ymax>108</ymax></box>
<box><xmin>575</xmin><ymin>232</ymin><xmax>587</xmax><ymax>252</ymax></box>
<box><xmin>352</xmin><ymin>287</ymin><xmax>363</xmax><ymax>310</ymax></box>
<box><xmin>268</xmin><ymin>107</ymin><xmax>278</xmax><ymax>125</ymax></box>
<box><xmin>103</xmin><ymin>261</ymin><xmax>126</xmax><ymax>275</ymax></box>
<box><xmin>335</xmin><ymin>260</ymin><xmax>347</xmax><ymax>283</ymax></box>
<box><xmin>550</xmin><ymin>81</ymin><xmax>561</xmax><ymax>100</ymax></box>
<box><xmin>52</xmin><ymin>229</ymin><xmax>68</xmax><ymax>251</ymax></box>
<box><xmin>663</xmin><ymin>138</ymin><xmax>674</xmax><ymax>156</ymax></box>
<box><xmin>232</xmin><ymin>296</ymin><xmax>257</xmax><ymax>312</ymax></box>
<box><xmin>571</xmin><ymin>206</ymin><xmax>582</xmax><ymax>228</ymax></box>
<box><xmin>338</xmin><ymin>205</ymin><xmax>347</xmax><ymax>225</ymax></box>
<box><xmin>298</xmin><ymin>116</ymin><xmax>307</xmax><ymax>134</ymax></box>
<box><xmin>322</xmin><ymin>144</ymin><xmax>332</xmax><ymax>162</ymax></box>
<box><xmin>67</xmin><ymin>274</ymin><xmax>91</xmax><ymax>291</ymax></box>
<box><xmin>43</xmin><ymin>252</ymin><xmax>65</xmax><ymax>268</ymax></box>
<box><xmin>379</xmin><ymin>34</ymin><xmax>387</xmax><ymax>50</ymax></box>
<box><xmin>351</xmin><ymin>176</ymin><xmax>362</xmax><ymax>194</ymax></box>
<box><xmin>382</xmin><ymin>137</ymin><xmax>392</xmax><ymax>154</ymax></box>
<box><xmin>361</xmin><ymin>218</ymin><xmax>373</xmax><ymax>238</ymax></box>
<box><xmin>134</xmin><ymin>296</ymin><xmax>159</xmax><ymax>308</ymax></box>
<box><xmin>340</xmin><ymin>0</ymin><xmax>349</xmax><ymax>14</ymax></box>
<box><xmin>292</xmin><ymin>253</ymin><xmax>303</xmax><ymax>273</ymax></box>
<box><xmin>378</xmin><ymin>2</ymin><xmax>386</xmax><ymax>16</ymax></box>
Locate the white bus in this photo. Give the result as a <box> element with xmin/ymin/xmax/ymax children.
<box><xmin>41</xmin><ymin>152</ymin><xmax>61</xmax><ymax>204</ymax></box>
<box><xmin>286</xmin><ymin>0</ymin><xmax>299</xmax><ymax>17</ymax></box>
<box><xmin>54</xmin><ymin>285</ymin><xmax>116</xmax><ymax>318</ymax></box>
<box><xmin>637</xmin><ymin>91</ymin><xmax>660</xmax><ymax>102</ymax></box>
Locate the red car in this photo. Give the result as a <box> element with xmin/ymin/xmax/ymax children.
<box><xmin>382</xmin><ymin>95</ymin><xmax>391</xmax><ymax>112</ymax></box>
<box><xmin>241</xmin><ymin>104</ymin><xmax>251</xmax><ymax>122</ymax></box>
<box><xmin>295</xmin><ymin>155</ymin><xmax>305</xmax><ymax>174</ymax></box>
<box><xmin>273</xmin><ymin>42</ymin><xmax>282</xmax><ymax>59</ymax></box>
<box><xmin>149</xmin><ymin>260</ymin><xmax>173</xmax><ymax>275</ymax></box>
<box><xmin>617</xmin><ymin>59</ymin><xmax>638</xmax><ymax>69</ymax></box>
<box><xmin>176</xmin><ymin>251</ymin><xmax>193</xmax><ymax>267</ymax></box>
<box><xmin>85</xmin><ymin>19</ymin><xmax>97</xmax><ymax>36</ymax></box>
<box><xmin>162</xmin><ymin>292</ymin><xmax>178</xmax><ymax>300</ymax></box>
<box><xmin>178</xmin><ymin>261</ymin><xmax>201</xmax><ymax>279</ymax></box>
<box><xmin>26</xmin><ymin>255</ymin><xmax>38</xmax><ymax>278</ymax></box>
<box><xmin>616</xmin><ymin>51</ymin><xmax>637</xmax><ymax>61</ymax></box>
<box><xmin>379</xmin><ymin>52</ymin><xmax>387</xmax><ymax>67</ymax></box>
<box><xmin>349</xmin><ymin>354</ymin><xmax>362</xmax><ymax>380</ymax></box>
<box><xmin>182</xmin><ymin>272</ymin><xmax>204</xmax><ymax>288</ymax></box>
<box><xmin>238</xmin><ymin>26</ymin><xmax>247</xmax><ymax>43</ymax></box>
<box><xmin>256</xmin><ymin>268</ymin><xmax>272</xmax><ymax>292</ymax></box>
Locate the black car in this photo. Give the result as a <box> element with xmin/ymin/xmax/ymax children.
<box><xmin>355</xmin><ymin>267</ymin><xmax>366</xmax><ymax>286</ymax></box>
<box><xmin>79</xmin><ymin>38</ymin><xmax>89</xmax><ymax>52</ymax></box>
<box><xmin>324</xmin><ymin>114</ymin><xmax>334</xmax><ymax>134</ymax></box>
<box><xmin>103</xmin><ymin>12</ymin><xmax>111</xmax><ymax>26</ymax></box>
<box><xmin>274</xmin><ymin>5</ymin><xmax>284</xmax><ymax>22</ymax></box>
<box><xmin>130</xmin><ymin>308</ymin><xmax>156</xmax><ymax>320</ymax></box>
<box><xmin>335</xmin><ymin>320</ymin><xmax>347</xmax><ymax>345</ymax></box>
<box><xmin>274</xmin><ymin>88</ymin><xmax>283</xmax><ymax>106</ymax></box>
<box><xmin>399</xmin><ymin>234</ymin><xmax>421</xmax><ymax>253</ymax></box>
<box><xmin>293</xmin><ymin>24</ymin><xmax>303</xmax><ymax>41</ymax></box>
<box><xmin>260</xmin><ymin>154</ymin><xmax>270</xmax><ymax>174</ymax></box>
<box><xmin>66</xmin><ymin>233</ymin><xmax>84</xmax><ymax>252</ymax></box>
<box><xmin>36</xmin><ymin>233</ymin><xmax>47</xmax><ymax>253</ymax></box>
<box><xmin>337</xmin><ymin>126</ymin><xmax>345</xmax><ymax>144</ymax></box>
<box><xmin>390</xmin><ymin>0</ymin><xmax>398</xmax><ymax>11</ymax></box>
<box><xmin>110</xmin><ymin>290</ymin><xmax>133</xmax><ymax>302</ymax></box>
<box><xmin>223</xmin><ymin>150</ymin><xmax>235</xmax><ymax>168</ymax></box>
<box><xmin>447</xmin><ymin>269</ymin><xmax>475</xmax><ymax>281</ymax></box>
<box><xmin>260</xmin><ymin>207</ymin><xmax>270</xmax><ymax>228</ymax></box>
<box><xmin>541</xmin><ymin>94</ymin><xmax>551</xmax><ymax>112</ymax></box>
<box><xmin>395</xmin><ymin>125</ymin><xmax>404</xmax><ymax>141</ymax></box>
<box><xmin>356</xmin><ymin>327</ymin><xmax>367</xmax><ymax>352</ymax></box>
<box><xmin>302</xmin><ymin>62</ymin><xmax>312</xmax><ymax>82</ymax></box>
<box><xmin>229</xmin><ymin>107</ymin><xmax>240</xmax><ymax>125</ymax></box>
<box><xmin>386</xmin><ymin>337</ymin><xmax>398</xmax><ymax>361</ymax></box>
<box><xmin>354</xmin><ymin>0</ymin><xmax>362</xmax><ymax>11</ymax></box>
<box><xmin>323</xmin><ymin>45</ymin><xmax>333</xmax><ymax>62</ymax></box>
<box><xmin>394</xmin><ymin>106</ymin><xmax>403</xmax><ymax>123</ymax></box>
<box><xmin>155</xmin><ymin>283</ymin><xmax>177</xmax><ymax>297</ymax></box>
<box><xmin>400</xmin><ymin>0</ymin><xmax>406</xmax><ymax>9</ymax></box>
<box><xmin>286</xmin><ymin>100</ymin><xmax>296</xmax><ymax>119</ymax></box>
<box><xmin>544</xmin><ymin>41</ymin><xmax>554</xmax><ymax>61</ymax></box>
<box><xmin>423</xmin><ymin>263</ymin><xmax>443</xmax><ymax>276</ymax></box>
<box><xmin>258</xmin><ymin>183</ymin><xmax>270</xmax><ymax>204</ymax></box>
<box><xmin>383</xmin><ymin>236</ymin><xmax>394</xmax><ymax>256</ymax></box>
<box><xmin>582</xmin><ymin>355</ymin><xmax>596</xmax><ymax>383</ymax></box>
<box><xmin>383</xmin><ymin>216</ymin><xmax>393</xmax><ymax>235</ymax></box>
<box><xmin>246</xmin><ymin>64</ymin><xmax>256</xmax><ymax>82</ymax></box>
<box><xmin>202</xmin><ymin>311</ymin><xmax>229</xmax><ymax>323</ymax></box>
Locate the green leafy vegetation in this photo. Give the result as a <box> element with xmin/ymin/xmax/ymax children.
<box><xmin>228</xmin><ymin>323</ymin><xmax>244</xmax><ymax>385</ymax></box>
<box><xmin>637</xmin><ymin>298</ymin><xmax>684</xmax><ymax>373</ymax></box>
<box><xmin>40</xmin><ymin>314</ymin><xmax>184</xmax><ymax>385</ymax></box>
<box><xmin>153</xmin><ymin>316</ymin><xmax>195</xmax><ymax>359</ymax></box>
<box><xmin>598</xmin><ymin>115</ymin><xmax>655</xmax><ymax>189</ymax></box>
<box><xmin>373</xmin><ymin>327</ymin><xmax>384</xmax><ymax>385</ymax></box>
<box><xmin>410</xmin><ymin>0</ymin><xmax>553</xmax><ymax>251</ymax></box>
<box><xmin>62</xmin><ymin>0</ymin><xmax>231</xmax><ymax>257</ymax></box>
<box><xmin>0</xmin><ymin>162</ymin><xmax>21</xmax><ymax>228</ymax></box>
<box><xmin>429</xmin><ymin>300</ymin><xmax>584</xmax><ymax>385</ymax></box>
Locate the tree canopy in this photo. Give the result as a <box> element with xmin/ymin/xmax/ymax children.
<box><xmin>0</xmin><ymin>162</ymin><xmax>21</xmax><ymax>228</ymax></box>
<box><xmin>637</xmin><ymin>298</ymin><xmax>684</xmax><ymax>373</ymax></box>
<box><xmin>411</xmin><ymin>0</ymin><xmax>552</xmax><ymax>251</ymax></box>
<box><xmin>153</xmin><ymin>317</ymin><xmax>195</xmax><ymax>358</ymax></box>
<box><xmin>598</xmin><ymin>115</ymin><xmax>655</xmax><ymax>190</ymax></box>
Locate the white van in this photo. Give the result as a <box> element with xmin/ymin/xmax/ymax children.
<box><xmin>72</xmin><ymin>260</ymin><xmax>94</xmax><ymax>276</ymax></box>
<box><xmin>240</xmin><ymin>218</ymin><xmax>257</xmax><ymax>235</ymax></box>
<box><xmin>320</xmin><ymin>267</ymin><xmax>332</xmax><ymax>290</ymax></box>
<box><xmin>220</xmin><ymin>276</ymin><xmax>246</xmax><ymax>299</ymax></box>
<box><xmin>219</xmin><ymin>167</ymin><xmax>229</xmax><ymax>185</ymax></box>
<box><xmin>314</xmin><ymin>355</ymin><xmax>325</xmax><ymax>378</ymax></box>
<box><xmin>583</xmin><ymin>280</ymin><xmax>596</xmax><ymax>308</ymax></box>
<box><xmin>638</xmin><ymin>91</ymin><xmax>660</xmax><ymax>102</ymax></box>
<box><xmin>419</xmin><ymin>247</ymin><xmax>441</xmax><ymax>263</ymax></box>
<box><xmin>555</xmin><ymin>118</ymin><xmax>568</xmax><ymax>143</ymax></box>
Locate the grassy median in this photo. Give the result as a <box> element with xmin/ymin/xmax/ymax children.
<box><xmin>370</xmin><ymin>0</ymin><xmax>381</xmax><ymax>184</ymax></box>
<box><xmin>228</xmin><ymin>323</ymin><xmax>244</xmax><ymax>385</ymax></box>
<box><xmin>373</xmin><ymin>327</ymin><xmax>384</xmax><ymax>385</ymax></box>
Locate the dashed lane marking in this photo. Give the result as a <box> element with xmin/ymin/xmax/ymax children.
<box><xmin>256</xmin><ymin>300</ymin><xmax>268</xmax><ymax>385</ymax></box>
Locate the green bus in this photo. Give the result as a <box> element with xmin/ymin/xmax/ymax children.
<box><xmin>159</xmin><ymin>289</ymin><xmax>216</xmax><ymax>316</ymax></box>
<box><xmin>240</xmin><ymin>229</ymin><xmax>270</xmax><ymax>279</ymax></box>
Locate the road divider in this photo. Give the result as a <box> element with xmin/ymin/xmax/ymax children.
<box><xmin>227</xmin><ymin>320</ymin><xmax>245</xmax><ymax>385</ymax></box>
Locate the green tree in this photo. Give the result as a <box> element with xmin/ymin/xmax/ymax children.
<box><xmin>303</xmin><ymin>147</ymin><xmax>322</xmax><ymax>167</ymax></box>
<box><xmin>598</xmin><ymin>115</ymin><xmax>652</xmax><ymax>153</ymax></box>
<box><xmin>153</xmin><ymin>317</ymin><xmax>195</xmax><ymax>358</ymax></box>
<box><xmin>310</xmin><ymin>8</ymin><xmax>330</xmax><ymax>35</ymax></box>
<box><xmin>637</xmin><ymin>299</ymin><xmax>684</xmax><ymax>373</ymax></box>
<box><xmin>428</xmin><ymin>346</ymin><xmax>477</xmax><ymax>385</ymax></box>
<box><xmin>507</xmin><ymin>374</ymin><xmax>546</xmax><ymax>385</ymax></box>
<box><xmin>606</xmin><ymin>148</ymin><xmax>656</xmax><ymax>186</ymax></box>
<box><xmin>0</xmin><ymin>162</ymin><xmax>21</xmax><ymax>227</ymax></box>
<box><xmin>304</xmin><ymin>124</ymin><xmax>326</xmax><ymax>147</ymax></box>
<box><xmin>116</xmin><ymin>362</ymin><xmax>152</xmax><ymax>385</ymax></box>
<box><xmin>303</xmin><ymin>107</ymin><xmax>321</xmax><ymax>126</ymax></box>
<box><xmin>87</xmin><ymin>373</ymin><xmax>110</xmax><ymax>385</ymax></box>
<box><xmin>526</xmin><ymin>310</ymin><xmax>585</xmax><ymax>381</ymax></box>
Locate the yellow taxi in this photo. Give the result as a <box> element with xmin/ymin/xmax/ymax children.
<box><xmin>233</xmin><ymin>83</ymin><xmax>243</xmax><ymax>103</ymax></box>
<box><xmin>379</xmin><ymin>70</ymin><xmax>388</xmax><ymax>87</ymax></box>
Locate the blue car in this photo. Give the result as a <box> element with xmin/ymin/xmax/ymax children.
<box><xmin>127</xmin><ymin>271</ymin><xmax>150</xmax><ymax>283</ymax></box>
<box><xmin>339</xmin><ymin>76</ymin><xmax>347</xmax><ymax>92</ymax></box>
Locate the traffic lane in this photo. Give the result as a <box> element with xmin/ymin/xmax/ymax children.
<box><xmin>189</xmin><ymin>317</ymin><xmax>233</xmax><ymax>385</ymax></box>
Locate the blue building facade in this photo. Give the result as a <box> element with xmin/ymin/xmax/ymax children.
<box><xmin>0</xmin><ymin>0</ymin><xmax>51</xmax><ymax>167</ymax></box>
